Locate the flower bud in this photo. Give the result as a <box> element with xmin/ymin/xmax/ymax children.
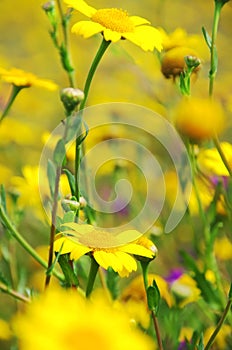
<box><xmin>42</xmin><ymin>1</ymin><xmax>55</xmax><ymax>13</ymax></box>
<box><xmin>62</xmin><ymin>199</ymin><xmax>80</xmax><ymax>211</ymax></box>
<box><xmin>60</xmin><ymin>87</ymin><xmax>85</xmax><ymax>113</ymax></box>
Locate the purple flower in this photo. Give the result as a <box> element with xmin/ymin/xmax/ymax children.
<box><xmin>165</xmin><ymin>268</ymin><xmax>183</xmax><ymax>284</ymax></box>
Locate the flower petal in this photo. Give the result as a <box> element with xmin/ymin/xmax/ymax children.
<box><xmin>61</xmin><ymin>223</ymin><xmax>93</xmax><ymax>234</ymax></box>
<box><xmin>103</xmin><ymin>29</ymin><xmax>121</xmax><ymax>42</ymax></box>
<box><xmin>119</xmin><ymin>243</ymin><xmax>155</xmax><ymax>259</ymax></box>
<box><xmin>115</xmin><ymin>230</ymin><xmax>143</xmax><ymax>245</ymax></box>
<box><xmin>70</xmin><ymin>245</ymin><xmax>92</xmax><ymax>260</ymax></box>
<box><xmin>94</xmin><ymin>250</ymin><xmax>124</xmax><ymax>272</ymax></box>
<box><xmin>53</xmin><ymin>237</ymin><xmax>76</xmax><ymax>254</ymax></box>
<box><xmin>114</xmin><ymin>251</ymin><xmax>137</xmax><ymax>276</ymax></box>
<box><xmin>64</xmin><ymin>0</ymin><xmax>96</xmax><ymax>17</ymax></box>
<box><xmin>72</xmin><ymin>21</ymin><xmax>103</xmax><ymax>38</ymax></box>
<box><xmin>124</xmin><ymin>26</ymin><xmax>163</xmax><ymax>52</ymax></box>
<box><xmin>130</xmin><ymin>16</ymin><xmax>150</xmax><ymax>26</ymax></box>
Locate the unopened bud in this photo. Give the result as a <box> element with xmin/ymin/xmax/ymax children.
<box><xmin>185</xmin><ymin>55</ymin><xmax>201</xmax><ymax>70</ymax></box>
<box><xmin>42</xmin><ymin>1</ymin><xmax>55</xmax><ymax>12</ymax></box>
<box><xmin>60</xmin><ymin>87</ymin><xmax>85</xmax><ymax>113</ymax></box>
<box><xmin>79</xmin><ymin>196</ymin><xmax>87</xmax><ymax>208</ymax></box>
<box><xmin>62</xmin><ymin>199</ymin><xmax>80</xmax><ymax>211</ymax></box>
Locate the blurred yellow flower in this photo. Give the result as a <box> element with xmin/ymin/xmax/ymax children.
<box><xmin>170</xmin><ymin>273</ymin><xmax>201</xmax><ymax>307</ymax></box>
<box><xmin>214</xmin><ymin>236</ymin><xmax>232</xmax><ymax>260</ymax></box>
<box><xmin>204</xmin><ymin>324</ymin><xmax>232</xmax><ymax>349</ymax></box>
<box><xmin>0</xmin><ymin>319</ymin><xmax>12</xmax><ymax>340</ymax></box>
<box><xmin>54</xmin><ymin>223</ymin><xmax>157</xmax><ymax>277</ymax></box>
<box><xmin>174</xmin><ymin>97</ymin><xmax>226</xmax><ymax>142</ymax></box>
<box><xmin>0</xmin><ymin>67</ymin><xmax>57</xmax><ymax>90</ymax></box>
<box><xmin>13</xmin><ymin>287</ymin><xmax>154</xmax><ymax>350</ymax></box>
<box><xmin>197</xmin><ymin>142</ymin><xmax>232</xmax><ymax>176</ymax></box>
<box><xmin>161</xmin><ymin>46</ymin><xmax>201</xmax><ymax>79</ymax></box>
<box><xmin>64</xmin><ymin>0</ymin><xmax>162</xmax><ymax>51</ymax></box>
<box><xmin>121</xmin><ymin>273</ymin><xmax>173</xmax><ymax>308</ymax></box>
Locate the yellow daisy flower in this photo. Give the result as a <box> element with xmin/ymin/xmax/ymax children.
<box><xmin>13</xmin><ymin>287</ymin><xmax>154</xmax><ymax>350</ymax></box>
<box><xmin>0</xmin><ymin>67</ymin><xmax>57</xmax><ymax>90</ymax></box>
<box><xmin>64</xmin><ymin>0</ymin><xmax>162</xmax><ymax>52</ymax></box>
<box><xmin>54</xmin><ymin>223</ymin><xmax>157</xmax><ymax>277</ymax></box>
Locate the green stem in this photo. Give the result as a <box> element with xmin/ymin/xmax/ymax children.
<box><xmin>45</xmin><ymin>166</ymin><xmax>62</xmax><ymax>288</ymax></box>
<box><xmin>79</xmin><ymin>38</ymin><xmax>111</xmax><ymax>112</ymax></box>
<box><xmin>0</xmin><ymin>85</ymin><xmax>23</xmax><ymax>123</ymax></box>
<box><xmin>86</xmin><ymin>258</ymin><xmax>99</xmax><ymax>297</ymax></box>
<box><xmin>0</xmin><ymin>281</ymin><xmax>31</xmax><ymax>303</ymax></box>
<box><xmin>0</xmin><ymin>205</ymin><xmax>64</xmax><ymax>282</ymax></box>
<box><xmin>209</xmin><ymin>1</ymin><xmax>223</xmax><ymax>97</ymax></box>
<box><xmin>213</xmin><ymin>135</ymin><xmax>232</xmax><ymax>176</ymax></box>
<box><xmin>204</xmin><ymin>298</ymin><xmax>232</xmax><ymax>350</ymax></box>
<box><xmin>140</xmin><ymin>261</ymin><xmax>164</xmax><ymax>350</ymax></box>
<box><xmin>74</xmin><ymin>38</ymin><xmax>111</xmax><ymax>211</ymax></box>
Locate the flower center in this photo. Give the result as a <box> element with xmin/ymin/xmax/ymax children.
<box><xmin>78</xmin><ymin>230</ymin><xmax>119</xmax><ymax>248</ymax></box>
<box><xmin>92</xmin><ymin>8</ymin><xmax>134</xmax><ymax>33</ymax></box>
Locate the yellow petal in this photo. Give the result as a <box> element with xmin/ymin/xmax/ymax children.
<box><xmin>64</xmin><ymin>0</ymin><xmax>96</xmax><ymax>17</ymax></box>
<box><xmin>130</xmin><ymin>16</ymin><xmax>150</xmax><ymax>26</ymax></box>
<box><xmin>61</xmin><ymin>223</ymin><xmax>93</xmax><ymax>234</ymax></box>
<box><xmin>114</xmin><ymin>251</ymin><xmax>137</xmax><ymax>274</ymax></box>
<box><xmin>120</xmin><ymin>244</ymin><xmax>155</xmax><ymax>258</ymax></box>
<box><xmin>124</xmin><ymin>26</ymin><xmax>163</xmax><ymax>52</ymax></box>
<box><xmin>72</xmin><ymin>21</ymin><xmax>103</xmax><ymax>38</ymax></box>
<box><xmin>70</xmin><ymin>245</ymin><xmax>92</xmax><ymax>260</ymax></box>
<box><xmin>94</xmin><ymin>251</ymin><xmax>123</xmax><ymax>272</ymax></box>
<box><xmin>103</xmin><ymin>29</ymin><xmax>121</xmax><ymax>42</ymax></box>
<box><xmin>53</xmin><ymin>237</ymin><xmax>77</xmax><ymax>254</ymax></box>
<box><xmin>115</xmin><ymin>230</ymin><xmax>143</xmax><ymax>245</ymax></box>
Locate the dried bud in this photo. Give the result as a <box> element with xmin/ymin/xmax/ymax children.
<box><xmin>60</xmin><ymin>87</ymin><xmax>85</xmax><ymax>113</ymax></box>
<box><xmin>42</xmin><ymin>1</ymin><xmax>55</xmax><ymax>12</ymax></box>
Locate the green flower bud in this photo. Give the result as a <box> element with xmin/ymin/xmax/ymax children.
<box><xmin>60</xmin><ymin>87</ymin><xmax>85</xmax><ymax>113</ymax></box>
<box><xmin>42</xmin><ymin>1</ymin><xmax>55</xmax><ymax>13</ymax></box>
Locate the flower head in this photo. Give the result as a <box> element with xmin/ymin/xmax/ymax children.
<box><xmin>0</xmin><ymin>67</ymin><xmax>57</xmax><ymax>90</ymax></box>
<box><xmin>54</xmin><ymin>223</ymin><xmax>157</xmax><ymax>277</ymax></box>
<box><xmin>64</xmin><ymin>0</ymin><xmax>162</xmax><ymax>52</ymax></box>
<box><xmin>13</xmin><ymin>287</ymin><xmax>154</xmax><ymax>350</ymax></box>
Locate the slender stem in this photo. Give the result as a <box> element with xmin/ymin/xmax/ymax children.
<box><xmin>86</xmin><ymin>258</ymin><xmax>99</xmax><ymax>297</ymax></box>
<box><xmin>0</xmin><ymin>205</ymin><xmax>64</xmax><ymax>281</ymax></box>
<box><xmin>79</xmin><ymin>38</ymin><xmax>111</xmax><ymax>112</ymax></box>
<box><xmin>0</xmin><ymin>282</ymin><xmax>31</xmax><ymax>303</ymax></box>
<box><xmin>45</xmin><ymin>166</ymin><xmax>62</xmax><ymax>288</ymax></box>
<box><xmin>74</xmin><ymin>38</ymin><xmax>111</xmax><ymax>211</ymax></box>
<box><xmin>56</xmin><ymin>0</ymin><xmax>75</xmax><ymax>87</ymax></box>
<box><xmin>204</xmin><ymin>298</ymin><xmax>232</xmax><ymax>350</ymax></box>
<box><xmin>213</xmin><ymin>135</ymin><xmax>232</xmax><ymax>176</ymax></box>
<box><xmin>0</xmin><ymin>85</ymin><xmax>23</xmax><ymax>123</ymax></box>
<box><xmin>140</xmin><ymin>261</ymin><xmax>164</xmax><ymax>350</ymax></box>
<box><xmin>209</xmin><ymin>1</ymin><xmax>223</xmax><ymax>97</ymax></box>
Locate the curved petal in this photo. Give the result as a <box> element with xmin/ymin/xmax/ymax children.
<box><xmin>72</xmin><ymin>21</ymin><xmax>103</xmax><ymax>38</ymax></box>
<box><xmin>94</xmin><ymin>251</ymin><xmax>123</xmax><ymax>272</ymax></box>
<box><xmin>53</xmin><ymin>237</ymin><xmax>76</xmax><ymax>254</ymax></box>
<box><xmin>114</xmin><ymin>251</ymin><xmax>137</xmax><ymax>275</ymax></box>
<box><xmin>119</xmin><ymin>243</ymin><xmax>155</xmax><ymax>258</ymax></box>
<box><xmin>130</xmin><ymin>16</ymin><xmax>150</xmax><ymax>26</ymax></box>
<box><xmin>115</xmin><ymin>230</ymin><xmax>143</xmax><ymax>245</ymax></box>
<box><xmin>124</xmin><ymin>26</ymin><xmax>163</xmax><ymax>52</ymax></box>
<box><xmin>70</xmin><ymin>245</ymin><xmax>92</xmax><ymax>260</ymax></box>
<box><xmin>103</xmin><ymin>29</ymin><xmax>121</xmax><ymax>42</ymax></box>
<box><xmin>61</xmin><ymin>223</ymin><xmax>93</xmax><ymax>235</ymax></box>
<box><xmin>64</xmin><ymin>0</ymin><xmax>96</xmax><ymax>17</ymax></box>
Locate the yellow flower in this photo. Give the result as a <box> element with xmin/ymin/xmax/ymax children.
<box><xmin>54</xmin><ymin>223</ymin><xmax>157</xmax><ymax>277</ymax></box>
<box><xmin>197</xmin><ymin>142</ymin><xmax>232</xmax><ymax>177</ymax></box>
<box><xmin>0</xmin><ymin>67</ymin><xmax>57</xmax><ymax>90</ymax></box>
<box><xmin>13</xmin><ymin>287</ymin><xmax>154</xmax><ymax>350</ymax></box>
<box><xmin>64</xmin><ymin>0</ymin><xmax>162</xmax><ymax>52</ymax></box>
<box><xmin>0</xmin><ymin>319</ymin><xmax>12</xmax><ymax>340</ymax></box>
<box><xmin>170</xmin><ymin>274</ymin><xmax>201</xmax><ymax>307</ymax></box>
<box><xmin>174</xmin><ymin>97</ymin><xmax>226</xmax><ymax>142</ymax></box>
<box><xmin>204</xmin><ymin>324</ymin><xmax>232</xmax><ymax>349</ymax></box>
<box><xmin>214</xmin><ymin>236</ymin><xmax>232</xmax><ymax>260</ymax></box>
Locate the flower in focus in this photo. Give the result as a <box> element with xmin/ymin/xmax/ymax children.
<box><xmin>0</xmin><ymin>67</ymin><xmax>57</xmax><ymax>90</ymax></box>
<box><xmin>64</xmin><ymin>0</ymin><xmax>162</xmax><ymax>52</ymax></box>
<box><xmin>54</xmin><ymin>223</ymin><xmax>157</xmax><ymax>277</ymax></box>
<box><xmin>13</xmin><ymin>287</ymin><xmax>154</xmax><ymax>350</ymax></box>
<box><xmin>174</xmin><ymin>97</ymin><xmax>226</xmax><ymax>142</ymax></box>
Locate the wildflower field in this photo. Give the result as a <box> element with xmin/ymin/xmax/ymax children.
<box><xmin>0</xmin><ymin>0</ymin><xmax>232</xmax><ymax>349</ymax></box>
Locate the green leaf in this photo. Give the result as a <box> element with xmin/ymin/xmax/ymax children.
<box><xmin>0</xmin><ymin>185</ymin><xmax>7</xmax><ymax>212</ymax></box>
<box><xmin>228</xmin><ymin>282</ymin><xmax>232</xmax><ymax>300</ymax></box>
<box><xmin>53</xmin><ymin>139</ymin><xmax>66</xmax><ymax>166</ymax></box>
<box><xmin>106</xmin><ymin>267</ymin><xmax>119</xmax><ymax>300</ymax></box>
<box><xmin>147</xmin><ymin>279</ymin><xmax>160</xmax><ymax>315</ymax></box>
<box><xmin>197</xmin><ymin>333</ymin><xmax>204</xmax><ymax>350</ymax></box>
<box><xmin>202</xmin><ymin>26</ymin><xmax>212</xmax><ymax>48</ymax></box>
<box><xmin>63</xmin><ymin>168</ymin><xmax>75</xmax><ymax>196</ymax></box>
<box><xmin>47</xmin><ymin>159</ymin><xmax>56</xmax><ymax>197</ymax></box>
<box><xmin>58</xmin><ymin>254</ymin><xmax>79</xmax><ymax>288</ymax></box>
